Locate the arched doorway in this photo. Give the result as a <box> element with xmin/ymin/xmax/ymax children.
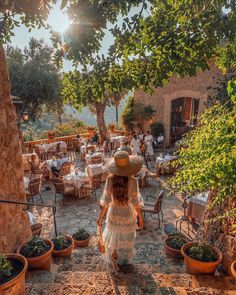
<box><xmin>170</xmin><ymin>97</ymin><xmax>199</xmax><ymax>144</ymax></box>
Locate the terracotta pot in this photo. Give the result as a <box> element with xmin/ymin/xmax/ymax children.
<box><xmin>164</xmin><ymin>237</ymin><xmax>189</xmax><ymax>258</ymax></box>
<box><xmin>72</xmin><ymin>234</ymin><xmax>91</xmax><ymax>248</ymax></box>
<box><xmin>0</xmin><ymin>254</ymin><xmax>28</xmax><ymax>295</ymax></box>
<box><xmin>231</xmin><ymin>261</ymin><xmax>236</xmax><ymax>279</ymax></box>
<box><xmin>17</xmin><ymin>239</ymin><xmax>54</xmax><ymax>271</ymax></box>
<box><xmin>181</xmin><ymin>242</ymin><xmax>222</xmax><ymax>275</ymax></box>
<box><xmin>52</xmin><ymin>235</ymin><xmax>74</xmax><ymax>257</ymax></box>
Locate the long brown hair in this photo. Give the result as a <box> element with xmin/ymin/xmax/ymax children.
<box><xmin>111</xmin><ymin>175</ymin><xmax>129</xmax><ymax>206</ymax></box>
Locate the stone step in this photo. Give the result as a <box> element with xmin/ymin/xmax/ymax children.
<box><xmin>26</xmin><ymin>283</ymin><xmax>236</xmax><ymax>295</ymax></box>
<box><xmin>26</xmin><ymin>270</ymin><xmax>236</xmax><ymax>294</ymax></box>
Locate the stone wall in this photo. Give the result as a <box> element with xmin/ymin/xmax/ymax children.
<box><xmin>134</xmin><ymin>64</ymin><xmax>224</xmax><ymax>146</ymax></box>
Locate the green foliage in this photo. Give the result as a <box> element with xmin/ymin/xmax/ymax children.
<box><xmin>185</xmin><ymin>244</ymin><xmax>218</xmax><ymax>262</ymax></box>
<box><xmin>122</xmin><ymin>96</ymin><xmax>155</xmax><ymax>130</ymax></box>
<box><xmin>52</xmin><ymin>236</ymin><xmax>71</xmax><ymax>251</ymax></box>
<box><xmin>20</xmin><ymin>237</ymin><xmax>50</xmax><ymax>258</ymax></box>
<box><xmin>73</xmin><ymin>229</ymin><xmax>90</xmax><ymax>241</ymax></box>
<box><xmin>150</xmin><ymin>122</ymin><xmax>164</xmax><ymax>137</ymax></box>
<box><xmin>0</xmin><ymin>255</ymin><xmax>13</xmax><ymax>280</ymax></box>
<box><xmin>169</xmin><ymin>81</ymin><xmax>236</xmax><ymax>223</ymax></box>
<box><xmin>166</xmin><ymin>236</ymin><xmax>187</xmax><ymax>250</ymax></box>
<box><xmin>53</xmin><ymin>121</ymin><xmax>86</xmax><ymax>137</ymax></box>
<box><xmin>6</xmin><ymin>38</ymin><xmax>62</xmax><ymax>120</ymax></box>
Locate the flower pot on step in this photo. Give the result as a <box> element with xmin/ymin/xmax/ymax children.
<box><xmin>17</xmin><ymin>239</ymin><xmax>53</xmax><ymax>271</ymax></box>
<box><xmin>52</xmin><ymin>235</ymin><xmax>74</xmax><ymax>257</ymax></box>
<box><xmin>72</xmin><ymin>234</ymin><xmax>91</xmax><ymax>248</ymax></box>
<box><xmin>0</xmin><ymin>254</ymin><xmax>28</xmax><ymax>295</ymax></box>
<box><xmin>181</xmin><ymin>242</ymin><xmax>222</xmax><ymax>275</ymax></box>
<box><xmin>164</xmin><ymin>237</ymin><xmax>189</xmax><ymax>258</ymax></box>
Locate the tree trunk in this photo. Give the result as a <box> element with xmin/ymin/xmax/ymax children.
<box><xmin>0</xmin><ymin>42</ymin><xmax>31</xmax><ymax>252</ymax></box>
<box><xmin>94</xmin><ymin>102</ymin><xmax>108</xmax><ymax>141</ymax></box>
<box><xmin>195</xmin><ymin>190</ymin><xmax>236</xmax><ymax>275</ymax></box>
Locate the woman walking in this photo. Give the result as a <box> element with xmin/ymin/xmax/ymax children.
<box><xmin>97</xmin><ymin>151</ymin><xmax>144</xmax><ymax>272</ymax></box>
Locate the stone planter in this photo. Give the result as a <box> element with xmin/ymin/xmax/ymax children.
<box><xmin>181</xmin><ymin>242</ymin><xmax>222</xmax><ymax>275</ymax></box>
<box><xmin>164</xmin><ymin>237</ymin><xmax>188</xmax><ymax>258</ymax></box>
<box><xmin>231</xmin><ymin>261</ymin><xmax>236</xmax><ymax>279</ymax></box>
<box><xmin>72</xmin><ymin>234</ymin><xmax>91</xmax><ymax>248</ymax></box>
<box><xmin>52</xmin><ymin>235</ymin><xmax>74</xmax><ymax>258</ymax></box>
<box><xmin>0</xmin><ymin>254</ymin><xmax>28</xmax><ymax>295</ymax></box>
<box><xmin>17</xmin><ymin>239</ymin><xmax>53</xmax><ymax>271</ymax></box>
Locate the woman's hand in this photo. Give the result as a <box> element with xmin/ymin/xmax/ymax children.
<box><xmin>96</xmin><ymin>218</ymin><xmax>103</xmax><ymax>226</ymax></box>
<box><xmin>138</xmin><ymin>217</ymin><xmax>144</xmax><ymax>229</ymax></box>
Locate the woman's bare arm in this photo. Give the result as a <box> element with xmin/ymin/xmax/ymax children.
<box><xmin>135</xmin><ymin>205</ymin><xmax>144</xmax><ymax>229</ymax></box>
<box><xmin>97</xmin><ymin>205</ymin><xmax>108</xmax><ymax>226</ymax></box>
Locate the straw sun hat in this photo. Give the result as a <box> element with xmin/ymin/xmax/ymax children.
<box><xmin>106</xmin><ymin>151</ymin><xmax>143</xmax><ymax>177</ymax></box>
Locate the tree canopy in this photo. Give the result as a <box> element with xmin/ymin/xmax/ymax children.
<box><xmin>7</xmin><ymin>38</ymin><xmax>62</xmax><ymax>120</ymax></box>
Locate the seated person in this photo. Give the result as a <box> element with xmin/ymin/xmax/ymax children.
<box><xmin>157</xmin><ymin>133</ymin><xmax>164</xmax><ymax>143</ymax></box>
<box><xmin>91</xmin><ymin>131</ymin><xmax>99</xmax><ymax>144</ymax></box>
<box><xmin>118</xmin><ymin>141</ymin><xmax>132</xmax><ymax>155</ymax></box>
<box><xmin>51</xmin><ymin>152</ymin><xmax>69</xmax><ymax>177</ymax></box>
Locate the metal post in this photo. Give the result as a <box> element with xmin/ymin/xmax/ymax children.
<box><xmin>53</xmin><ymin>207</ymin><xmax>58</xmax><ymax>236</ymax></box>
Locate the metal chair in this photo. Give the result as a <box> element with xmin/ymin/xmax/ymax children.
<box><xmin>52</xmin><ymin>178</ymin><xmax>75</xmax><ymax>205</ymax></box>
<box><xmin>142</xmin><ymin>190</ymin><xmax>164</xmax><ymax>228</ymax></box>
<box><xmin>26</xmin><ymin>177</ymin><xmax>43</xmax><ymax>204</ymax></box>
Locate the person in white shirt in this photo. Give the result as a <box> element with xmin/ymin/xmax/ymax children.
<box><xmin>138</xmin><ymin>131</ymin><xmax>144</xmax><ymax>140</ymax></box>
<box><xmin>131</xmin><ymin>134</ymin><xmax>140</xmax><ymax>155</ymax></box>
<box><xmin>157</xmin><ymin>133</ymin><xmax>164</xmax><ymax>143</ymax></box>
<box><xmin>144</xmin><ymin>131</ymin><xmax>154</xmax><ymax>157</ymax></box>
<box><xmin>51</xmin><ymin>152</ymin><xmax>69</xmax><ymax>176</ymax></box>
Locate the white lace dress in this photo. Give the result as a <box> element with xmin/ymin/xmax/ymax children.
<box><xmin>100</xmin><ymin>175</ymin><xmax>143</xmax><ymax>266</ymax></box>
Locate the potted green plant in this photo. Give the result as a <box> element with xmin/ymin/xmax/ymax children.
<box><xmin>181</xmin><ymin>242</ymin><xmax>222</xmax><ymax>275</ymax></box>
<box><xmin>17</xmin><ymin>236</ymin><xmax>53</xmax><ymax>271</ymax></box>
<box><xmin>52</xmin><ymin>235</ymin><xmax>74</xmax><ymax>257</ymax></box>
<box><xmin>72</xmin><ymin>229</ymin><xmax>91</xmax><ymax>247</ymax></box>
<box><xmin>0</xmin><ymin>254</ymin><xmax>28</xmax><ymax>295</ymax></box>
<box><xmin>164</xmin><ymin>232</ymin><xmax>189</xmax><ymax>258</ymax></box>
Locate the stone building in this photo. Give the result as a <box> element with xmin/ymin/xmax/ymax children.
<box><xmin>134</xmin><ymin>64</ymin><xmax>224</xmax><ymax>147</ymax></box>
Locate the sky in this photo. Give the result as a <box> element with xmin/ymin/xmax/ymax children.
<box><xmin>10</xmin><ymin>1</ymin><xmax>115</xmax><ymax>72</ymax></box>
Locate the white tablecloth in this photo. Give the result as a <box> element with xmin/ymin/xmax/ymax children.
<box><xmin>64</xmin><ymin>173</ymin><xmax>88</xmax><ymax>189</ymax></box>
<box><xmin>45</xmin><ymin>159</ymin><xmax>57</xmax><ymax>169</ymax></box>
<box><xmin>22</xmin><ymin>153</ymin><xmax>39</xmax><ymax>171</ymax></box>
<box><xmin>37</xmin><ymin>141</ymin><xmax>67</xmax><ymax>153</ymax></box>
<box><xmin>23</xmin><ymin>176</ymin><xmax>30</xmax><ymax>190</ymax></box>
<box><xmin>156</xmin><ymin>155</ymin><xmax>177</xmax><ymax>164</ymax></box>
<box><xmin>86</xmin><ymin>164</ymin><xmax>103</xmax><ymax>176</ymax></box>
<box><xmin>110</xmin><ymin>136</ymin><xmax>126</xmax><ymax>149</ymax></box>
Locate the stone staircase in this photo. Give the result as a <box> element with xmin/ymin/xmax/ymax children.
<box><xmin>25</xmin><ymin>239</ymin><xmax>236</xmax><ymax>295</ymax></box>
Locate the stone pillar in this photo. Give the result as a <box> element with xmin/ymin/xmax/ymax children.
<box><xmin>0</xmin><ymin>42</ymin><xmax>31</xmax><ymax>252</ymax></box>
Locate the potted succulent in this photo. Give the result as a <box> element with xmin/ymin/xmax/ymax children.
<box><xmin>52</xmin><ymin>235</ymin><xmax>74</xmax><ymax>257</ymax></box>
<box><xmin>181</xmin><ymin>242</ymin><xmax>222</xmax><ymax>275</ymax></box>
<box><xmin>72</xmin><ymin>229</ymin><xmax>91</xmax><ymax>247</ymax></box>
<box><xmin>0</xmin><ymin>254</ymin><xmax>28</xmax><ymax>295</ymax></box>
<box><xmin>231</xmin><ymin>261</ymin><xmax>236</xmax><ymax>279</ymax></box>
<box><xmin>17</xmin><ymin>236</ymin><xmax>54</xmax><ymax>271</ymax></box>
<box><xmin>164</xmin><ymin>232</ymin><xmax>189</xmax><ymax>258</ymax></box>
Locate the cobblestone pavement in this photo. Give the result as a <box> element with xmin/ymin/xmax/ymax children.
<box><xmin>26</xmin><ymin>154</ymin><xmax>236</xmax><ymax>294</ymax></box>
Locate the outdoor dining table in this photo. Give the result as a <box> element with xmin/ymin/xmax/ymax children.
<box><xmin>110</xmin><ymin>135</ymin><xmax>126</xmax><ymax>150</ymax></box>
<box><xmin>155</xmin><ymin>155</ymin><xmax>177</xmax><ymax>173</ymax></box>
<box><xmin>22</xmin><ymin>153</ymin><xmax>39</xmax><ymax>171</ymax></box>
<box><xmin>187</xmin><ymin>192</ymin><xmax>209</xmax><ymax>222</ymax></box>
<box><xmin>37</xmin><ymin>141</ymin><xmax>67</xmax><ymax>154</ymax></box>
<box><xmin>63</xmin><ymin>172</ymin><xmax>88</xmax><ymax>198</ymax></box>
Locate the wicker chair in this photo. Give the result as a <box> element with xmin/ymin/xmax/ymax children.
<box><xmin>86</xmin><ymin>145</ymin><xmax>96</xmax><ymax>154</ymax></box>
<box><xmin>59</xmin><ymin>162</ymin><xmax>72</xmax><ymax>178</ymax></box>
<box><xmin>26</xmin><ymin>177</ymin><xmax>43</xmax><ymax>204</ymax></box>
<box><xmin>81</xmin><ymin>173</ymin><xmax>102</xmax><ymax>199</ymax></box>
<box><xmin>90</xmin><ymin>156</ymin><xmax>103</xmax><ymax>164</ymax></box>
<box><xmin>142</xmin><ymin>190</ymin><xmax>164</xmax><ymax>228</ymax></box>
<box><xmin>52</xmin><ymin>178</ymin><xmax>75</xmax><ymax>205</ymax></box>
